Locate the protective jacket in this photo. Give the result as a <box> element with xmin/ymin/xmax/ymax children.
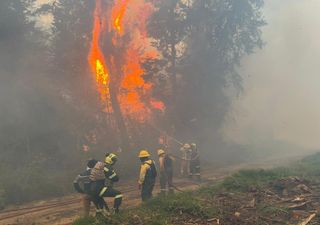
<box><xmin>139</xmin><ymin>159</ymin><xmax>157</xmax><ymax>201</ymax></box>
<box><xmin>89</xmin><ymin>161</ymin><xmax>122</xmax><ymax>212</ymax></box>
<box><xmin>139</xmin><ymin>159</ymin><xmax>157</xmax><ymax>185</ymax></box>
<box><xmin>104</xmin><ymin>163</ymin><xmax>119</xmax><ymax>187</ymax></box>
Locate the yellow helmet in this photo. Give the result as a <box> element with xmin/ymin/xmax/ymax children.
<box><xmin>157</xmin><ymin>149</ymin><xmax>165</xmax><ymax>156</ymax></box>
<box><xmin>105</xmin><ymin>153</ymin><xmax>117</xmax><ymax>165</ymax></box>
<box><xmin>139</xmin><ymin>150</ymin><xmax>150</xmax><ymax>158</ymax></box>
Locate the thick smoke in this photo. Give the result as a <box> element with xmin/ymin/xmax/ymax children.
<box><xmin>223</xmin><ymin>0</ymin><xmax>320</xmax><ymax>150</ymax></box>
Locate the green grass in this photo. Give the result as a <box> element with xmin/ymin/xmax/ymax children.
<box><xmin>73</xmin><ymin>192</ymin><xmax>218</xmax><ymax>225</ymax></box>
<box><xmin>73</xmin><ymin>152</ymin><xmax>320</xmax><ymax>225</ymax></box>
<box><xmin>220</xmin><ymin>168</ymin><xmax>292</xmax><ymax>192</ymax></box>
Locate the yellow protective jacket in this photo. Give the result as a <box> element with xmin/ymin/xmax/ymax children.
<box><xmin>138</xmin><ymin>160</ymin><xmax>157</xmax><ymax>185</ymax></box>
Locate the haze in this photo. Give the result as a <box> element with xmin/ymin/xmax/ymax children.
<box><xmin>224</xmin><ymin>0</ymin><xmax>320</xmax><ymax>150</ymax></box>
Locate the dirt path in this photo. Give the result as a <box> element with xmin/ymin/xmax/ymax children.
<box><xmin>0</xmin><ymin>153</ymin><xmax>307</xmax><ymax>225</ymax></box>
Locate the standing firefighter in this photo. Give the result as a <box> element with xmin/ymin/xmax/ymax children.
<box><xmin>189</xmin><ymin>143</ymin><xmax>201</xmax><ymax>181</ymax></box>
<box><xmin>157</xmin><ymin>149</ymin><xmax>174</xmax><ymax>195</ymax></box>
<box><xmin>73</xmin><ymin>159</ymin><xmax>107</xmax><ymax>216</ymax></box>
<box><xmin>90</xmin><ymin>153</ymin><xmax>122</xmax><ymax>214</ymax></box>
<box><xmin>138</xmin><ymin>150</ymin><xmax>157</xmax><ymax>201</ymax></box>
<box><xmin>180</xmin><ymin>143</ymin><xmax>192</xmax><ymax>177</ymax></box>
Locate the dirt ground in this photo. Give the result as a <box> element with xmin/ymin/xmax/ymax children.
<box><xmin>0</xmin><ymin>153</ymin><xmax>308</xmax><ymax>225</ymax></box>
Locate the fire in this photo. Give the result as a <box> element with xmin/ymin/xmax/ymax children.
<box><xmin>88</xmin><ymin>0</ymin><xmax>112</xmax><ymax>112</ymax></box>
<box><xmin>96</xmin><ymin>59</ymin><xmax>108</xmax><ymax>85</ymax></box>
<box><xmin>150</xmin><ymin>99</ymin><xmax>165</xmax><ymax>112</ymax></box>
<box><xmin>88</xmin><ymin>0</ymin><xmax>165</xmax><ymax>124</ymax></box>
<box><xmin>111</xmin><ymin>0</ymin><xmax>130</xmax><ymax>35</ymax></box>
<box><xmin>111</xmin><ymin>0</ymin><xmax>165</xmax><ymax>120</ymax></box>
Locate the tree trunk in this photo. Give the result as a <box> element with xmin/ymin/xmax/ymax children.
<box><xmin>109</xmin><ymin>80</ymin><xmax>130</xmax><ymax>151</ymax></box>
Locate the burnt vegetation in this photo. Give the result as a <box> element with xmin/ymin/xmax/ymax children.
<box><xmin>0</xmin><ymin>0</ymin><xmax>265</xmax><ymax>206</ymax></box>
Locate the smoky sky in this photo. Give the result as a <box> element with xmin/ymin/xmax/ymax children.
<box><xmin>223</xmin><ymin>0</ymin><xmax>320</xmax><ymax>149</ymax></box>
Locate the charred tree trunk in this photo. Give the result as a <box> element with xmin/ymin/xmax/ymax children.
<box><xmin>169</xmin><ymin>2</ymin><xmax>178</xmax><ymax>96</ymax></box>
<box><xmin>109</xmin><ymin>81</ymin><xmax>130</xmax><ymax>151</ymax></box>
<box><xmin>171</xmin><ymin>41</ymin><xmax>177</xmax><ymax>95</ymax></box>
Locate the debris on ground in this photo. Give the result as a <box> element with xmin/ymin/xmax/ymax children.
<box><xmin>199</xmin><ymin>176</ymin><xmax>320</xmax><ymax>225</ymax></box>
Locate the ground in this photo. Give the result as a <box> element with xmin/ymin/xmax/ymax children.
<box><xmin>0</xmin><ymin>152</ymin><xmax>311</xmax><ymax>225</ymax></box>
<box><xmin>73</xmin><ymin>153</ymin><xmax>320</xmax><ymax>225</ymax></box>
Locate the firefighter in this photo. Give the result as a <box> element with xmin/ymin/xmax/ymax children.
<box><xmin>73</xmin><ymin>159</ymin><xmax>107</xmax><ymax>216</ymax></box>
<box><xmin>157</xmin><ymin>149</ymin><xmax>174</xmax><ymax>195</ymax></box>
<box><xmin>189</xmin><ymin>143</ymin><xmax>201</xmax><ymax>181</ymax></box>
<box><xmin>90</xmin><ymin>153</ymin><xmax>122</xmax><ymax>214</ymax></box>
<box><xmin>180</xmin><ymin>143</ymin><xmax>192</xmax><ymax>177</ymax></box>
<box><xmin>138</xmin><ymin>150</ymin><xmax>157</xmax><ymax>202</ymax></box>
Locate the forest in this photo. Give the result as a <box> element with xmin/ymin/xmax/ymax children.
<box><xmin>0</xmin><ymin>0</ymin><xmax>265</xmax><ymax>207</ymax></box>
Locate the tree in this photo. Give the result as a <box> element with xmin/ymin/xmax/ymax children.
<box><xmin>148</xmin><ymin>0</ymin><xmax>265</xmax><ymax>144</ymax></box>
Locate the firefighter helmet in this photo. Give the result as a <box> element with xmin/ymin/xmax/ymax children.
<box><xmin>183</xmin><ymin>143</ymin><xmax>191</xmax><ymax>149</ymax></box>
<box><xmin>157</xmin><ymin>149</ymin><xmax>165</xmax><ymax>156</ymax></box>
<box><xmin>105</xmin><ymin>153</ymin><xmax>118</xmax><ymax>165</ymax></box>
<box><xmin>139</xmin><ymin>150</ymin><xmax>150</xmax><ymax>158</ymax></box>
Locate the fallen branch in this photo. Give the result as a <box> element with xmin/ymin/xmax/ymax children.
<box><xmin>207</xmin><ymin>218</ymin><xmax>220</xmax><ymax>224</ymax></box>
<box><xmin>288</xmin><ymin>201</ymin><xmax>310</xmax><ymax>210</ymax></box>
<box><xmin>298</xmin><ymin>213</ymin><xmax>316</xmax><ymax>225</ymax></box>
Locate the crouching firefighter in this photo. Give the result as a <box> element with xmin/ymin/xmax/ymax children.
<box><xmin>157</xmin><ymin>149</ymin><xmax>174</xmax><ymax>195</ymax></box>
<box><xmin>73</xmin><ymin>159</ymin><xmax>107</xmax><ymax>216</ymax></box>
<box><xmin>138</xmin><ymin>150</ymin><xmax>157</xmax><ymax>202</ymax></box>
<box><xmin>90</xmin><ymin>153</ymin><xmax>122</xmax><ymax>214</ymax></box>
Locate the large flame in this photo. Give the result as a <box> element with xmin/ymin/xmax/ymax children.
<box><xmin>88</xmin><ymin>0</ymin><xmax>112</xmax><ymax>112</ymax></box>
<box><xmin>88</xmin><ymin>0</ymin><xmax>165</xmax><ymax>123</ymax></box>
<box><xmin>111</xmin><ymin>0</ymin><xmax>165</xmax><ymax>121</ymax></box>
<box><xmin>111</xmin><ymin>0</ymin><xmax>130</xmax><ymax>35</ymax></box>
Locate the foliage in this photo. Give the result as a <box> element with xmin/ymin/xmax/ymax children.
<box><xmin>147</xmin><ymin>0</ymin><xmax>266</xmax><ymax>141</ymax></box>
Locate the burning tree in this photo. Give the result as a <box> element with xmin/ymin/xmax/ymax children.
<box><xmin>47</xmin><ymin>0</ymin><xmax>265</xmax><ymax>154</ymax></box>
<box><xmin>87</xmin><ymin>0</ymin><xmax>165</xmax><ymax>150</ymax></box>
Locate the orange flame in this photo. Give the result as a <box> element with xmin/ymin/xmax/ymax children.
<box><xmin>88</xmin><ymin>0</ymin><xmax>112</xmax><ymax>112</ymax></box>
<box><xmin>88</xmin><ymin>0</ymin><xmax>165</xmax><ymax>123</ymax></box>
<box><xmin>111</xmin><ymin>0</ymin><xmax>165</xmax><ymax>121</ymax></box>
<box><xmin>111</xmin><ymin>0</ymin><xmax>130</xmax><ymax>35</ymax></box>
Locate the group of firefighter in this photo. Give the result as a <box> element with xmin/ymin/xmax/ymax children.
<box><xmin>73</xmin><ymin>143</ymin><xmax>200</xmax><ymax>217</ymax></box>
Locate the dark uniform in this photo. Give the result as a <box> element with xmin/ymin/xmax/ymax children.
<box><xmin>73</xmin><ymin>164</ymin><xmax>107</xmax><ymax>216</ymax></box>
<box><xmin>139</xmin><ymin>159</ymin><xmax>157</xmax><ymax>201</ymax></box>
<box><xmin>159</xmin><ymin>152</ymin><xmax>174</xmax><ymax>195</ymax></box>
<box><xmin>189</xmin><ymin>145</ymin><xmax>200</xmax><ymax>181</ymax></box>
<box><xmin>90</xmin><ymin>161</ymin><xmax>122</xmax><ymax>213</ymax></box>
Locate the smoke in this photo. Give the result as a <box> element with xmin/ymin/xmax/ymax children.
<box><xmin>223</xmin><ymin>0</ymin><xmax>320</xmax><ymax>150</ymax></box>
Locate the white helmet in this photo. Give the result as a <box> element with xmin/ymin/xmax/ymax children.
<box><xmin>183</xmin><ymin>143</ymin><xmax>191</xmax><ymax>149</ymax></box>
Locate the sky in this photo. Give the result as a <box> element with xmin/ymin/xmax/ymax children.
<box><xmin>223</xmin><ymin>0</ymin><xmax>320</xmax><ymax>149</ymax></box>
